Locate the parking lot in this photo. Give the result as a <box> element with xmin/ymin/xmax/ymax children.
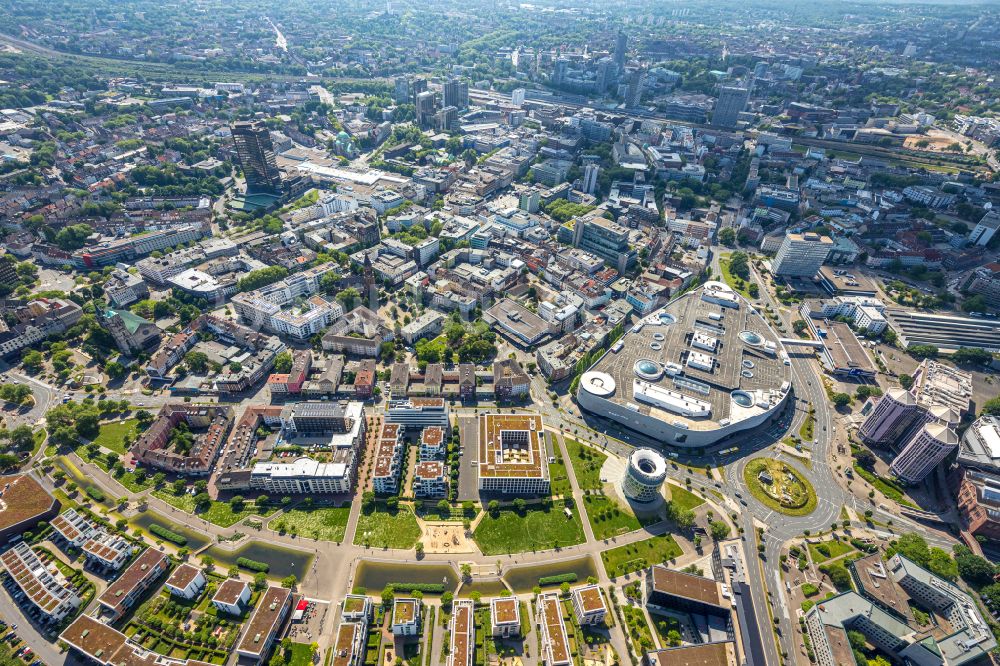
<box><xmin>457</xmin><ymin>415</ymin><xmax>480</xmax><ymax>502</ymax></box>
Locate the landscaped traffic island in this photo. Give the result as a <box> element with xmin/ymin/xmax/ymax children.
<box><xmin>743</xmin><ymin>457</ymin><xmax>817</xmax><ymax>516</ymax></box>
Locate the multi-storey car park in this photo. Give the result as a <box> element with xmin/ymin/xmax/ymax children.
<box><xmin>577</xmin><ymin>282</ymin><xmax>792</xmax><ymax>448</ymax></box>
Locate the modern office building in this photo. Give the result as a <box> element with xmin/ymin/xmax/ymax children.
<box><xmin>232</xmin><ymin>121</ymin><xmax>283</xmax><ymax>194</ymax></box>
<box><xmin>490</xmin><ymin>597</ymin><xmax>520</xmax><ymax>637</ymax></box>
<box><xmin>571</xmin><ymin>585</ymin><xmax>607</xmax><ymax>625</ymax></box>
<box><xmin>537</xmin><ymin>592</ymin><xmax>571</xmax><ymax>666</ymax></box>
<box><xmin>582</xmin><ymin>163</ymin><xmax>599</xmax><ymax>195</ymax></box>
<box><xmin>957</xmin><ymin>417</ymin><xmax>1000</xmax><ymax>540</ymax></box>
<box><xmin>212</xmin><ymin>579</ymin><xmax>252</xmax><ymax>615</ymax></box>
<box><xmin>164</xmin><ymin>564</ymin><xmax>207</xmax><ymax>600</ymax></box>
<box><xmin>859</xmin><ymin>360</ymin><xmax>971</xmax><ymax>483</ymax></box>
<box><xmin>97</xmin><ymin>549</ymin><xmax>169</xmax><ymax>621</ymax></box>
<box><xmin>333</xmin><ymin>596</ymin><xmax>370</xmax><ymax>666</ymax></box>
<box><xmin>712</xmin><ymin>85</ymin><xmax>749</xmax><ymax>128</ymax></box>
<box><xmin>0</xmin><ymin>473</ymin><xmax>60</xmax><ymax>544</ymax></box>
<box><xmin>280</xmin><ymin>400</ymin><xmax>362</xmax><ymax>434</ymax></box>
<box><xmin>236</xmin><ymin>586</ymin><xmax>292</xmax><ymax>664</ymax></box>
<box><xmin>772</xmin><ymin>233</ymin><xmax>833</xmax><ymax>277</ymax></box>
<box><xmin>443</xmin><ymin>77</ymin><xmax>469</xmax><ymax>110</ymax></box>
<box><xmin>447</xmin><ymin>600</ymin><xmax>475</xmax><ymax>666</ymax></box>
<box><xmin>250</xmin><ymin>456</ymin><xmax>356</xmax><ymax>494</ymax></box>
<box><xmin>625</xmin><ymin>68</ymin><xmax>645</xmax><ymax>108</ymax></box>
<box><xmin>415</xmin><ymin>91</ymin><xmax>437</xmax><ymax>128</ymax></box>
<box><xmin>386</xmin><ymin>397</ymin><xmax>451</xmax><ymax>428</ymax></box>
<box><xmin>614</xmin><ymin>32</ymin><xmax>627</xmax><ymax>73</ymax></box>
<box><xmin>477</xmin><ymin>413</ymin><xmax>550</xmax><ymax>495</ymax></box>
<box><xmin>858</xmin><ymin>388</ymin><xmax>920</xmax><ymax>447</ymax></box>
<box><xmin>561</xmin><ymin>215</ymin><xmax>636</xmax><ymax>274</ymax></box>
<box><xmin>806</xmin><ymin>554</ymin><xmax>995</xmax><ymax>666</ymax></box>
<box><xmin>890</xmin><ymin>423</ymin><xmax>959</xmax><ymax>484</ymax></box>
<box><xmin>391</xmin><ymin>598</ymin><xmax>421</xmax><ymax>636</ymax></box>
<box><xmin>622</xmin><ymin>449</ymin><xmax>668</xmax><ymax>503</ymax></box>
<box><xmin>372</xmin><ymin>423</ymin><xmax>405</xmax><ymax>494</ymax></box>
<box><xmin>970</xmin><ymin>210</ymin><xmax>1000</xmax><ymax>246</ymax></box>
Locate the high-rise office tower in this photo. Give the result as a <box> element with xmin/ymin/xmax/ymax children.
<box><xmin>858</xmin><ymin>388</ymin><xmax>920</xmax><ymax>446</ymax></box>
<box><xmin>582</xmin><ymin>164</ymin><xmax>600</xmax><ymax>195</ymax></box>
<box><xmin>393</xmin><ymin>77</ymin><xmax>410</xmax><ymax>104</ymax></box>
<box><xmin>772</xmin><ymin>232</ymin><xmax>832</xmax><ymax>277</ymax></box>
<box><xmin>410</xmin><ymin>78</ymin><xmax>428</xmax><ymax>106</ymax></box>
<box><xmin>712</xmin><ymin>85</ymin><xmax>749</xmax><ymax>128</ymax></box>
<box><xmin>511</xmin><ymin>88</ymin><xmax>525</xmax><ymax>108</ymax></box>
<box><xmin>890</xmin><ymin>423</ymin><xmax>958</xmax><ymax>484</ymax></box>
<box><xmin>625</xmin><ymin>68</ymin><xmax>645</xmax><ymax>108</ymax></box>
<box><xmin>436</xmin><ymin>106</ymin><xmax>458</xmax><ymax>133</ymax></box>
<box><xmin>415</xmin><ymin>91</ymin><xmax>437</xmax><ymax>128</ymax></box>
<box><xmin>231</xmin><ymin>121</ymin><xmax>282</xmax><ymax>194</ymax></box>
<box><xmin>552</xmin><ymin>58</ymin><xmax>569</xmax><ymax>86</ymax></box>
<box><xmin>614</xmin><ymin>31</ymin><xmax>627</xmax><ymax>73</ymax></box>
<box><xmin>595</xmin><ymin>58</ymin><xmax>613</xmax><ymax>94</ymax></box>
<box><xmin>443</xmin><ymin>78</ymin><xmax>469</xmax><ymax>110</ymax></box>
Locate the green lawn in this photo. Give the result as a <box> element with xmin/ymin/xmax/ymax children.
<box><xmin>666</xmin><ymin>484</ymin><xmax>704</xmax><ymax>513</ymax></box>
<box><xmin>565</xmin><ymin>439</ymin><xmax>607</xmax><ymax>491</ymax></box>
<box><xmin>273</xmin><ymin>506</ymin><xmax>350</xmax><ymax>541</ymax></box>
<box><xmin>584</xmin><ymin>495</ymin><xmax>651</xmax><ymax>540</ymax></box>
<box><xmin>151</xmin><ymin>490</ymin><xmax>274</xmax><ymax>528</ymax></box>
<box><xmin>548</xmin><ymin>444</ymin><xmax>572</xmax><ymax>497</ymax></box>
<box><xmin>743</xmin><ymin>458</ymin><xmax>817</xmax><ymax>517</ymax></box>
<box><xmin>601</xmin><ymin>534</ymin><xmax>683</xmax><ymax>578</ymax></box>
<box><xmin>807</xmin><ymin>539</ymin><xmax>855</xmax><ymax>564</ymax></box>
<box><xmin>354</xmin><ymin>503</ymin><xmax>421</xmax><ymax>549</ymax></box>
<box><xmin>718</xmin><ymin>254</ymin><xmax>754</xmax><ymax>299</ymax></box>
<box><xmin>286</xmin><ymin>642</ymin><xmax>316</xmax><ymax>666</ymax></box>
<box><xmin>473</xmin><ymin>503</ymin><xmax>586</xmax><ymax>555</ymax></box>
<box><xmin>94</xmin><ymin>419</ymin><xmax>139</xmax><ymax>454</ymax></box>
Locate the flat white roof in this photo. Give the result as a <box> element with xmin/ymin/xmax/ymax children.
<box><xmin>633</xmin><ymin>380</ymin><xmax>712</xmax><ymax>417</ymax></box>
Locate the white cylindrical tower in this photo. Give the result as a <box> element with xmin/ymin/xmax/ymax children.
<box><xmin>622</xmin><ymin>448</ymin><xmax>668</xmax><ymax>503</ymax></box>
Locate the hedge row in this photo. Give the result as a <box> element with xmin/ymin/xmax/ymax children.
<box><xmin>237</xmin><ymin>557</ymin><xmax>269</xmax><ymax>573</ymax></box>
<box><xmin>86</xmin><ymin>486</ymin><xmax>106</xmax><ymax>502</ymax></box>
<box><xmin>385</xmin><ymin>583</ymin><xmax>445</xmax><ymax>594</ymax></box>
<box><xmin>150</xmin><ymin>524</ymin><xmax>187</xmax><ymax>546</ymax></box>
<box><xmin>538</xmin><ymin>573</ymin><xmax>578</xmax><ymax>586</ymax></box>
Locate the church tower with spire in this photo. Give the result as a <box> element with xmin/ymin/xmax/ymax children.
<box><xmin>363</xmin><ymin>252</ymin><xmax>378</xmax><ymax>311</ymax></box>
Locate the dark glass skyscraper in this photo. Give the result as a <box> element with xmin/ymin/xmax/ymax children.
<box><xmin>231</xmin><ymin>121</ymin><xmax>282</xmax><ymax>194</ymax></box>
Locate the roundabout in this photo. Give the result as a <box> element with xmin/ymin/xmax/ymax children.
<box><xmin>742</xmin><ymin>457</ymin><xmax>817</xmax><ymax>516</ymax></box>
